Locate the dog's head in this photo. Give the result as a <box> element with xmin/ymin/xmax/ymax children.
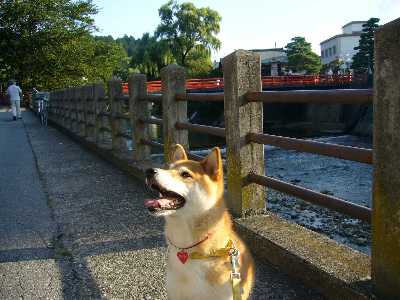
<box><xmin>145</xmin><ymin>144</ymin><xmax>224</xmax><ymax>218</ymax></box>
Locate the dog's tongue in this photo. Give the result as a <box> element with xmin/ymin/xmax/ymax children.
<box><xmin>145</xmin><ymin>198</ymin><xmax>174</xmax><ymax>209</ymax></box>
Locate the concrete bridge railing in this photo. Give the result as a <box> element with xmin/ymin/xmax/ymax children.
<box><xmin>48</xmin><ymin>18</ymin><xmax>400</xmax><ymax>299</ymax></box>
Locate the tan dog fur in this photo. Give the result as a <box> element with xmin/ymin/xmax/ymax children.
<box><xmin>146</xmin><ymin>145</ymin><xmax>255</xmax><ymax>299</ymax></box>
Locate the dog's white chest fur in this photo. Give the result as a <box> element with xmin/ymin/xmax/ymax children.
<box><xmin>166</xmin><ymin>247</ymin><xmax>232</xmax><ymax>300</ymax></box>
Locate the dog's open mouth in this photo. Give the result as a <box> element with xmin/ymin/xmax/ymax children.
<box><xmin>145</xmin><ymin>181</ymin><xmax>186</xmax><ymax>214</ymax></box>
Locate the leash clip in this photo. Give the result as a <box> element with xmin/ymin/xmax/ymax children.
<box><xmin>229</xmin><ymin>247</ymin><xmax>241</xmax><ymax>280</ymax></box>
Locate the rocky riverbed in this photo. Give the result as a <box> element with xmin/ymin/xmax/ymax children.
<box><xmin>264</xmin><ymin>135</ymin><xmax>372</xmax><ymax>254</ymax></box>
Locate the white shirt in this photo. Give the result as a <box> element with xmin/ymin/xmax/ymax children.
<box><xmin>7</xmin><ymin>84</ymin><xmax>22</xmax><ymax>101</ymax></box>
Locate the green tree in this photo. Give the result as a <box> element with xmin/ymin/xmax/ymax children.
<box><xmin>351</xmin><ymin>18</ymin><xmax>380</xmax><ymax>75</ymax></box>
<box><xmin>92</xmin><ymin>36</ymin><xmax>130</xmax><ymax>81</ymax></box>
<box><xmin>185</xmin><ymin>45</ymin><xmax>213</xmax><ymax>78</ymax></box>
<box><xmin>155</xmin><ymin>1</ymin><xmax>221</xmax><ymax>67</ymax></box>
<box><xmin>285</xmin><ymin>37</ymin><xmax>321</xmax><ymax>74</ymax></box>
<box><xmin>127</xmin><ymin>33</ymin><xmax>175</xmax><ymax>80</ymax></box>
<box><xmin>321</xmin><ymin>58</ymin><xmax>345</xmax><ymax>75</ymax></box>
<box><xmin>116</xmin><ymin>35</ymin><xmax>138</xmax><ymax>57</ymax></box>
<box><xmin>0</xmin><ymin>0</ymin><xmax>128</xmax><ymax>90</ymax></box>
<box><xmin>0</xmin><ymin>0</ymin><xmax>97</xmax><ymax>88</ymax></box>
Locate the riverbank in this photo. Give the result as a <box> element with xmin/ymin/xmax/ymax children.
<box><xmin>264</xmin><ymin>135</ymin><xmax>372</xmax><ymax>254</ymax></box>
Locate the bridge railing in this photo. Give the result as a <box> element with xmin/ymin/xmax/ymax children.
<box><xmin>48</xmin><ymin>64</ymin><xmax>372</xmax><ymax>223</ymax></box>
<box><xmin>122</xmin><ymin>74</ymin><xmax>356</xmax><ymax>94</ymax></box>
<box><xmin>48</xmin><ymin>19</ymin><xmax>400</xmax><ymax>297</ymax></box>
<box><xmin>48</xmin><ymin>61</ymin><xmax>373</xmax><ymax>222</ymax></box>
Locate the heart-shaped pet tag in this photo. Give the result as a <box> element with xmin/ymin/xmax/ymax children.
<box><xmin>177</xmin><ymin>251</ymin><xmax>189</xmax><ymax>264</ymax></box>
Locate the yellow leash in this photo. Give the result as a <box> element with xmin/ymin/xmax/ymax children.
<box><xmin>190</xmin><ymin>240</ymin><xmax>243</xmax><ymax>300</ymax></box>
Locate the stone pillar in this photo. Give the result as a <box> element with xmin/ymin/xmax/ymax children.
<box><xmin>73</xmin><ymin>87</ymin><xmax>79</xmax><ymax>133</ymax></box>
<box><xmin>64</xmin><ymin>89</ymin><xmax>69</xmax><ymax>128</ymax></box>
<box><xmin>128</xmin><ymin>74</ymin><xmax>151</xmax><ymax>161</ymax></box>
<box><xmin>67</xmin><ymin>88</ymin><xmax>73</xmax><ymax>131</ymax></box>
<box><xmin>93</xmin><ymin>83</ymin><xmax>105</xmax><ymax>145</ymax></box>
<box><xmin>161</xmin><ymin>64</ymin><xmax>188</xmax><ymax>163</ymax></box>
<box><xmin>78</xmin><ymin>87</ymin><xmax>83</xmax><ymax>135</ymax></box>
<box><xmin>372</xmin><ymin>17</ymin><xmax>400</xmax><ymax>299</ymax></box>
<box><xmin>48</xmin><ymin>92</ymin><xmax>54</xmax><ymax>122</ymax></box>
<box><xmin>61</xmin><ymin>90</ymin><xmax>66</xmax><ymax>128</ymax></box>
<box><xmin>83</xmin><ymin>85</ymin><xmax>90</xmax><ymax>138</ymax></box>
<box><xmin>108</xmin><ymin>79</ymin><xmax>123</xmax><ymax>151</ymax></box>
<box><xmin>223</xmin><ymin>50</ymin><xmax>265</xmax><ymax>217</ymax></box>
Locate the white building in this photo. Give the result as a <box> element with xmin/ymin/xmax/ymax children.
<box><xmin>320</xmin><ymin>21</ymin><xmax>366</xmax><ymax>70</ymax></box>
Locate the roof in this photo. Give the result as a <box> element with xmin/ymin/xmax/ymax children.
<box><xmin>342</xmin><ymin>21</ymin><xmax>367</xmax><ymax>29</ymax></box>
<box><xmin>320</xmin><ymin>33</ymin><xmax>362</xmax><ymax>45</ymax></box>
<box><xmin>249</xmin><ymin>48</ymin><xmax>285</xmax><ymax>52</ymax></box>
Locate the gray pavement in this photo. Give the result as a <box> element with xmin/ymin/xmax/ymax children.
<box><xmin>1</xmin><ymin>110</ymin><xmax>322</xmax><ymax>299</ymax></box>
<box><xmin>0</xmin><ymin>110</ymin><xmax>62</xmax><ymax>299</ymax></box>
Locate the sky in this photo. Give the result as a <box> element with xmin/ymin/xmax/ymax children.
<box><xmin>92</xmin><ymin>0</ymin><xmax>400</xmax><ymax>60</ymax></box>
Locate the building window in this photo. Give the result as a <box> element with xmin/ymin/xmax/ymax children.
<box><xmin>328</xmin><ymin>48</ymin><xmax>332</xmax><ymax>56</ymax></box>
<box><xmin>333</xmin><ymin>46</ymin><xmax>336</xmax><ymax>55</ymax></box>
<box><xmin>325</xmin><ymin>49</ymin><xmax>329</xmax><ymax>57</ymax></box>
<box><xmin>321</xmin><ymin>50</ymin><xmax>324</xmax><ymax>58</ymax></box>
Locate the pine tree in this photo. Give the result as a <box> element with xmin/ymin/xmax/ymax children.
<box><xmin>285</xmin><ymin>37</ymin><xmax>321</xmax><ymax>74</ymax></box>
<box><xmin>351</xmin><ymin>18</ymin><xmax>380</xmax><ymax>75</ymax></box>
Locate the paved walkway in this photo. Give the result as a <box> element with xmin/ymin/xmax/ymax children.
<box><xmin>0</xmin><ymin>110</ymin><xmax>322</xmax><ymax>299</ymax></box>
<box><xmin>0</xmin><ymin>111</ymin><xmax>62</xmax><ymax>298</ymax></box>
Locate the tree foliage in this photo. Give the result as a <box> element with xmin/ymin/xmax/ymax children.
<box><xmin>155</xmin><ymin>1</ymin><xmax>221</xmax><ymax>67</ymax></box>
<box><xmin>185</xmin><ymin>45</ymin><xmax>213</xmax><ymax>78</ymax></box>
<box><xmin>0</xmin><ymin>0</ymin><xmax>128</xmax><ymax>90</ymax></box>
<box><xmin>285</xmin><ymin>37</ymin><xmax>321</xmax><ymax>74</ymax></box>
<box><xmin>116</xmin><ymin>31</ymin><xmax>213</xmax><ymax>80</ymax></box>
<box><xmin>351</xmin><ymin>18</ymin><xmax>380</xmax><ymax>75</ymax></box>
<box><xmin>119</xmin><ymin>33</ymin><xmax>174</xmax><ymax>80</ymax></box>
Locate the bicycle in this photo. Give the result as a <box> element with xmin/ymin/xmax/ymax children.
<box><xmin>37</xmin><ymin>99</ymin><xmax>48</xmax><ymax>126</ymax></box>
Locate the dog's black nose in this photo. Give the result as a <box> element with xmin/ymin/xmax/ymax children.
<box><xmin>145</xmin><ymin>168</ymin><xmax>157</xmax><ymax>178</ymax></box>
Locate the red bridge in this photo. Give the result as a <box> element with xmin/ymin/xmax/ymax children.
<box><xmin>123</xmin><ymin>75</ymin><xmax>354</xmax><ymax>94</ymax></box>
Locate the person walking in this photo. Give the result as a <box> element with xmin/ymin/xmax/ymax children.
<box><xmin>6</xmin><ymin>80</ymin><xmax>22</xmax><ymax>121</ymax></box>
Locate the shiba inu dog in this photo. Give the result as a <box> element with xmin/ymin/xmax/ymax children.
<box><xmin>145</xmin><ymin>144</ymin><xmax>255</xmax><ymax>300</ymax></box>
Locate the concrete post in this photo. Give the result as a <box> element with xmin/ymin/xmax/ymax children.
<box><xmin>61</xmin><ymin>90</ymin><xmax>66</xmax><ymax>127</ymax></box>
<box><xmin>77</xmin><ymin>87</ymin><xmax>82</xmax><ymax>134</ymax></box>
<box><xmin>63</xmin><ymin>90</ymin><xmax>67</xmax><ymax>127</ymax></box>
<box><xmin>223</xmin><ymin>50</ymin><xmax>265</xmax><ymax>217</ymax></box>
<box><xmin>67</xmin><ymin>88</ymin><xmax>72</xmax><ymax>131</ymax></box>
<box><xmin>161</xmin><ymin>64</ymin><xmax>188</xmax><ymax>163</ymax></box>
<box><xmin>128</xmin><ymin>74</ymin><xmax>151</xmax><ymax>161</ymax></box>
<box><xmin>93</xmin><ymin>84</ymin><xmax>104</xmax><ymax>145</ymax></box>
<box><xmin>50</xmin><ymin>91</ymin><xmax>55</xmax><ymax>122</ymax></box>
<box><xmin>48</xmin><ymin>92</ymin><xmax>54</xmax><ymax>122</ymax></box>
<box><xmin>108</xmin><ymin>79</ymin><xmax>123</xmax><ymax>151</ymax></box>
<box><xmin>73</xmin><ymin>87</ymin><xmax>79</xmax><ymax>133</ymax></box>
<box><xmin>71</xmin><ymin>88</ymin><xmax>75</xmax><ymax>131</ymax></box>
<box><xmin>61</xmin><ymin>90</ymin><xmax>66</xmax><ymax>128</ymax></box>
<box><xmin>70</xmin><ymin>88</ymin><xmax>75</xmax><ymax>131</ymax></box>
<box><xmin>58</xmin><ymin>91</ymin><xmax>61</xmax><ymax>124</ymax></box>
<box><xmin>372</xmin><ymin>17</ymin><xmax>400</xmax><ymax>299</ymax></box>
<box><xmin>83</xmin><ymin>85</ymin><xmax>89</xmax><ymax>138</ymax></box>
<box><xmin>78</xmin><ymin>87</ymin><xmax>83</xmax><ymax>136</ymax></box>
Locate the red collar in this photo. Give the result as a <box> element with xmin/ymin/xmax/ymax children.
<box><xmin>167</xmin><ymin>234</ymin><xmax>210</xmax><ymax>250</ymax></box>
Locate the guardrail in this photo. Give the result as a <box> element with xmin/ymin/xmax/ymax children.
<box><xmin>48</xmin><ymin>60</ymin><xmax>372</xmax><ymax>223</ymax></box>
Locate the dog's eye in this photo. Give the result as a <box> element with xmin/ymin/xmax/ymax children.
<box><xmin>180</xmin><ymin>171</ymin><xmax>192</xmax><ymax>178</ymax></box>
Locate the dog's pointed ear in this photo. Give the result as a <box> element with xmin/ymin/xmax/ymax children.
<box><xmin>170</xmin><ymin>144</ymin><xmax>188</xmax><ymax>163</ymax></box>
<box><xmin>201</xmin><ymin>147</ymin><xmax>222</xmax><ymax>180</ymax></box>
